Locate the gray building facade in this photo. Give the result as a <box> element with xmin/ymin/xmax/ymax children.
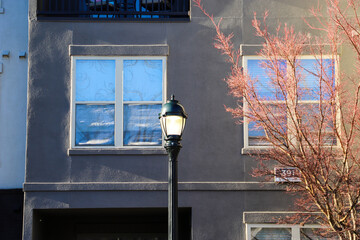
<box><xmin>24</xmin><ymin>1</ymin><xmax>327</xmax><ymax>239</ymax></box>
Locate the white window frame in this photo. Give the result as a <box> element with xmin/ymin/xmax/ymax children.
<box><xmin>70</xmin><ymin>56</ymin><xmax>167</xmax><ymax>149</ymax></box>
<box><xmin>242</xmin><ymin>55</ymin><xmax>339</xmax><ymax>150</ymax></box>
<box><xmin>246</xmin><ymin>223</ymin><xmax>329</xmax><ymax>240</ymax></box>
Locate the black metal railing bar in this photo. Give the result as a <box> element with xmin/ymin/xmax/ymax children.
<box><xmin>37</xmin><ymin>0</ymin><xmax>190</xmax><ymax>20</ymax></box>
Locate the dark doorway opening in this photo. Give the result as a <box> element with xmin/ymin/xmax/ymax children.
<box><xmin>33</xmin><ymin>208</ymin><xmax>191</xmax><ymax>240</ymax></box>
<box><xmin>0</xmin><ymin>189</ymin><xmax>23</xmax><ymax>240</ymax></box>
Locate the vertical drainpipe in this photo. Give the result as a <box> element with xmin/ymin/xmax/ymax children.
<box><xmin>0</xmin><ymin>0</ymin><xmax>3</xmax><ymax>73</ymax></box>
<box><xmin>0</xmin><ymin>0</ymin><xmax>4</xmax><ymax>13</ymax></box>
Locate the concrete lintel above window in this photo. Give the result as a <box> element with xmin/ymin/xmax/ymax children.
<box><xmin>240</xmin><ymin>44</ymin><xmax>340</xmax><ymax>56</ymax></box>
<box><xmin>69</xmin><ymin>45</ymin><xmax>169</xmax><ymax>56</ymax></box>
<box><xmin>240</xmin><ymin>44</ymin><xmax>262</xmax><ymax>56</ymax></box>
<box><xmin>243</xmin><ymin>211</ymin><xmax>323</xmax><ymax>224</ymax></box>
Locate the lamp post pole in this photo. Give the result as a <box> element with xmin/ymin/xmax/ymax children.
<box><xmin>166</xmin><ymin>140</ymin><xmax>181</xmax><ymax>240</ymax></box>
<box><xmin>159</xmin><ymin>95</ymin><xmax>187</xmax><ymax>240</ymax></box>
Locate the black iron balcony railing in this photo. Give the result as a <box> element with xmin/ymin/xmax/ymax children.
<box><xmin>37</xmin><ymin>0</ymin><xmax>190</xmax><ymax>20</ymax></box>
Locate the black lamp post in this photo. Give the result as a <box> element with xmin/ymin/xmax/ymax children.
<box><xmin>159</xmin><ymin>95</ymin><xmax>188</xmax><ymax>240</ymax></box>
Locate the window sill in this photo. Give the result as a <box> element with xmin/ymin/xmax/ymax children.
<box><xmin>242</xmin><ymin>147</ymin><xmax>272</xmax><ymax>155</ymax></box>
<box><xmin>242</xmin><ymin>145</ymin><xmax>342</xmax><ymax>155</ymax></box>
<box><xmin>68</xmin><ymin>148</ymin><xmax>167</xmax><ymax>156</ymax></box>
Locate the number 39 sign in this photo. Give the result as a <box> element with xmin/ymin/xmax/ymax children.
<box><xmin>274</xmin><ymin>167</ymin><xmax>301</xmax><ymax>182</ymax></box>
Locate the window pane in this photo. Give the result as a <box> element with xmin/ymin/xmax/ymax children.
<box><xmin>248</xmin><ymin>121</ymin><xmax>272</xmax><ymax>146</ymax></box>
<box><xmin>123</xmin><ymin>104</ymin><xmax>162</xmax><ymax>146</ymax></box>
<box><xmin>298</xmin><ymin>103</ymin><xmax>336</xmax><ymax>145</ymax></box>
<box><xmin>247</xmin><ymin>59</ymin><xmax>287</xmax><ymax>100</ymax></box>
<box><xmin>76</xmin><ymin>60</ymin><xmax>115</xmax><ymax>102</ymax></box>
<box><xmin>123</xmin><ymin>60</ymin><xmax>163</xmax><ymax>101</ymax></box>
<box><xmin>301</xmin><ymin>228</ymin><xmax>339</xmax><ymax>240</ymax></box>
<box><xmin>248</xmin><ymin>104</ymin><xmax>287</xmax><ymax>146</ymax></box>
<box><xmin>75</xmin><ymin>104</ymin><xmax>115</xmax><ymax>146</ymax></box>
<box><xmin>297</xmin><ymin>59</ymin><xmax>335</xmax><ymax>101</ymax></box>
<box><xmin>251</xmin><ymin>228</ymin><xmax>291</xmax><ymax>240</ymax></box>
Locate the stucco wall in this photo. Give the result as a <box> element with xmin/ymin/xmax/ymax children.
<box><xmin>0</xmin><ymin>0</ymin><xmax>27</xmax><ymax>189</ymax></box>
<box><xmin>26</xmin><ymin>0</ymin><xmax>245</xmax><ymax>183</ymax></box>
<box><xmin>25</xmin><ymin>0</ymin><xmax>322</xmax><ymax>184</ymax></box>
<box><xmin>24</xmin><ymin>0</ymin><xmax>325</xmax><ymax>239</ymax></box>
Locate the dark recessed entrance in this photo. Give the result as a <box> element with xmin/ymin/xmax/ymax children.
<box><xmin>33</xmin><ymin>208</ymin><xmax>191</xmax><ymax>240</ymax></box>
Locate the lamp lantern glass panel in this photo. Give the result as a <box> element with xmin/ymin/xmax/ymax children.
<box><xmin>161</xmin><ymin>115</ymin><xmax>186</xmax><ymax>137</ymax></box>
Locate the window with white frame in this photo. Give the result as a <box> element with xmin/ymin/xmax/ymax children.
<box><xmin>71</xmin><ymin>56</ymin><xmax>166</xmax><ymax>148</ymax></box>
<box><xmin>243</xmin><ymin>56</ymin><xmax>336</xmax><ymax>148</ymax></box>
<box><xmin>247</xmin><ymin>224</ymin><xmax>338</xmax><ymax>240</ymax></box>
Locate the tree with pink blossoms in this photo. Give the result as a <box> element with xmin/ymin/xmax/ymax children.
<box><xmin>194</xmin><ymin>0</ymin><xmax>360</xmax><ymax>239</ymax></box>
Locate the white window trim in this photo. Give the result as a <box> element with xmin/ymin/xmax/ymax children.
<box><xmin>70</xmin><ymin>55</ymin><xmax>167</xmax><ymax>149</ymax></box>
<box><xmin>246</xmin><ymin>223</ymin><xmax>327</xmax><ymax>240</ymax></box>
<box><xmin>242</xmin><ymin>55</ymin><xmax>340</xmax><ymax>151</ymax></box>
